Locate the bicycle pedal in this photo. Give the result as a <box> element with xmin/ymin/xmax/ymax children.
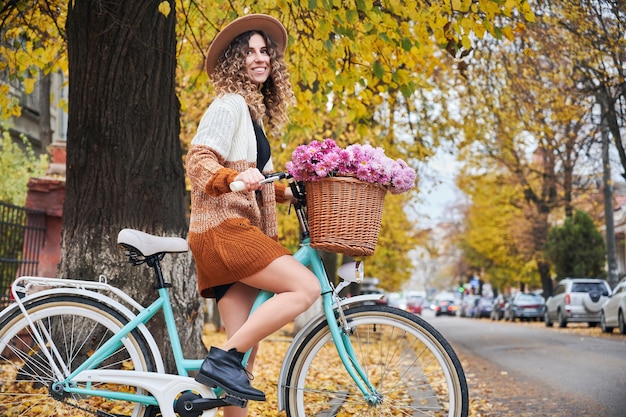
<box><xmin>222</xmin><ymin>393</ymin><xmax>248</xmax><ymax>408</ymax></box>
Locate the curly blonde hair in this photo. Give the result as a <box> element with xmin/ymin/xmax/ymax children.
<box><xmin>212</xmin><ymin>30</ymin><xmax>295</xmax><ymax>136</ymax></box>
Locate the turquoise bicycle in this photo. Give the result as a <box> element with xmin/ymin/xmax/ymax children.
<box><xmin>0</xmin><ymin>173</ymin><xmax>469</xmax><ymax>417</ymax></box>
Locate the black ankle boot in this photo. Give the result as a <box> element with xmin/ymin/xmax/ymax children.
<box><xmin>195</xmin><ymin>346</ymin><xmax>266</xmax><ymax>401</ymax></box>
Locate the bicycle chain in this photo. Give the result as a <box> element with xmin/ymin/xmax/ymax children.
<box><xmin>61</xmin><ymin>397</ymin><xmax>163</xmax><ymax>417</ymax></box>
<box><xmin>60</xmin><ymin>397</ymin><xmax>121</xmax><ymax>417</ymax></box>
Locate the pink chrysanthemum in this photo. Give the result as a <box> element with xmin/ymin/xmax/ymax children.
<box><xmin>287</xmin><ymin>139</ymin><xmax>416</xmax><ymax>194</ymax></box>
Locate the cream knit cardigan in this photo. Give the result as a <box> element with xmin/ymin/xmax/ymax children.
<box><xmin>187</xmin><ymin>93</ymin><xmax>283</xmax><ymax>242</ymax></box>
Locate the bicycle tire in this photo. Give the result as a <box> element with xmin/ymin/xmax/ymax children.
<box><xmin>0</xmin><ymin>295</ymin><xmax>158</xmax><ymax>417</ymax></box>
<box><xmin>283</xmin><ymin>305</ymin><xmax>469</xmax><ymax>417</ymax></box>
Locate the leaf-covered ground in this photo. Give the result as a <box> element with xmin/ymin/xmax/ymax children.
<box><xmin>203</xmin><ymin>323</ymin><xmax>491</xmax><ymax>417</ymax></box>
<box><xmin>6</xmin><ymin>319</ymin><xmax>618</xmax><ymax>416</ymax></box>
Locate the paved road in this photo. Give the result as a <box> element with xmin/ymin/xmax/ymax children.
<box><xmin>422</xmin><ymin>310</ymin><xmax>626</xmax><ymax>416</ymax></box>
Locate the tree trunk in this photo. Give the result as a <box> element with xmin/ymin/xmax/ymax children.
<box><xmin>537</xmin><ymin>259</ymin><xmax>552</xmax><ymax>300</ymax></box>
<box><xmin>63</xmin><ymin>0</ymin><xmax>204</xmax><ymax>372</ymax></box>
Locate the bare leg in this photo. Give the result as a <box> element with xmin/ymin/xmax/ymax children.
<box><xmin>196</xmin><ymin>255</ymin><xmax>320</xmax><ymax>401</ymax></box>
<box><xmin>222</xmin><ymin>255</ymin><xmax>320</xmax><ymax>353</ymax></box>
<box><xmin>217</xmin><ymin>283</ymin><xmax>260</xmax><ymax>417</ymax></box>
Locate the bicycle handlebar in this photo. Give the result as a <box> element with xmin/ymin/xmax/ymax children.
<box><xmin>229</xmin><ymin>172</ymin><xmax>291</xmax><ymax>192</ymax></box>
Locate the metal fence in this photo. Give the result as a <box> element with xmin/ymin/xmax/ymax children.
<box><xmin>0</xmin><ymin>202</ymin><xmax>47</xmax><ymax>308</ymax></box>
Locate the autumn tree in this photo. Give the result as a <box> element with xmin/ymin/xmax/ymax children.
<box><xmin>53</xmin><ymin>1</ymin><xmax>202</xmax><ymax>369</ymax></box>
<box><xmin>0</xmin><ymin>2</ymin><xmax>67</xmax><ymax>120</ymax></box>
<box><xmin>454</xmin><ymin>5</ymin><xmax>606</xmax><ymax>296</ymax></box>
<box><xmin>545</xmin><ymin>0</ymin><xmax>626</xmax><ymax>181</ymax></box>
<box><xmin>457</xmin><ymin>169</ymin><xmax>533</xmax><ymax>292</ymax></box>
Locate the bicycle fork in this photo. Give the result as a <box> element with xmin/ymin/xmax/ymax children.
<box><xmin>323</xmin><ymin>294</ymin><xmax>383</xmax><ymax>406</ymax></box>
<box><xmin>294</xmin><ymin>246</ymin><xmax>383</xmax><ymax>407</ymax></box>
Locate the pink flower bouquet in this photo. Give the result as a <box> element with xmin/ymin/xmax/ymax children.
<box><xmin>286</xmin><ymin>139</ymin><xmax>416</xmax><ymax>194</ymax></box>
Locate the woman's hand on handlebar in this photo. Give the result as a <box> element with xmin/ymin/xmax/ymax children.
<box><xmin>231</xmin><ymin>168</ymin><xmax>264</xmax><ymax>192</ymax></box>
<box><xmin>230</xmin><ymin>171</ymin><xmax>292</xmax><ymax>192</ymax></box>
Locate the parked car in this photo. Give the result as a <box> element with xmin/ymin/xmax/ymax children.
<box><xmin>472</xmin><ymin>296</ymin><xmax>494</xmax><ymax>318</ymax></box>
<box><xmin>434</xmin><ymin>298</ymin><xmax>458</xmax><ymax>316</ymax></box>
<box><xmin>458</xmin><ymin>295</ymin><xmax>479</xmax><ymax>318</ymax></box>
<box><xmin>490</xmin><ymin>294</ymin><xmax>510</xmax><ymax>321</ymax></box>
<box><xmin>406</xmin><ymin>294</ymin><xmax>425</xmax><ymax>315</ymax></box>
<box><xmin>544</xmin><ymin>278</ymin><xmax>611</xmax><ymax>328</ymax></box>
<box><xmin>505</xmin><ymin>292</ymin><xmax>544</xmax><ymax>322</ymax></box>
<box><xmin>601</xmin><ymin>277</ymin><xmax>626</xmax><ymax>334</ymax></box>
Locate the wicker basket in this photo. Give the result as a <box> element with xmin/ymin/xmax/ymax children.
<box><xmin>305</xmin><ymin>177</ymin><xmax>387</xmax><ymax>256</ymax></box>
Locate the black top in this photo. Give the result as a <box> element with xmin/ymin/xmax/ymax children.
<box><xmin>253</xmin><ymin>120</ymin><xmax>270</xmax><ymax>171</ymax></box>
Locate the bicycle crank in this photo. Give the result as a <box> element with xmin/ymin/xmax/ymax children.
<box><xmin>173</xmin><ymin>390</ymin><xmax>246</xmax><ymax>417</ymax></box>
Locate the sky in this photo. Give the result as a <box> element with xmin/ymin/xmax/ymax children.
<box><xmin>415</xmin><ymin>149</ymin><xmax>466</xmax><ymax>227</ymax></box>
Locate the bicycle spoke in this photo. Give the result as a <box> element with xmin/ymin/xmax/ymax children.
<box><xmin>284</xmin><ymin>306</ymin><xmax>468</xmax><ymax>416</ymax></box>
<box><xmin>0</xmin><ymin>297</ymin><xmax>155</xmax><ymax>417</ymax></box>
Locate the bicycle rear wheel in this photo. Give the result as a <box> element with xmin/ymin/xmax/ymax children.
<box><xmin>0</xmin><ymin>295</ymin><xmax>157</xmax><ymax>417</ymax></box>
<box><xmin>284</xmin><ymin>305</ymin><xmax>468</xmax><ymax>417</ymax></box>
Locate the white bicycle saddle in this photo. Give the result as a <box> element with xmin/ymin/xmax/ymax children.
<box><xmin>117</xmin><ymin>228</ymin><xmax>189</xmax><ymax>256</ymax></box>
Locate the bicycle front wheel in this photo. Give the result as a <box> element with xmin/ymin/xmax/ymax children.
<box><xmin>0</xmin><ymin>295</ymin><xmax>157</xmax><ymax>417</ymax></box>
<box><xmin>284</xmin><ymin>305</ymin><xmax>469</xmax><ymax>417</ymax></box>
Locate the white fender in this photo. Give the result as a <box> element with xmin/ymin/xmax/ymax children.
<box><xmin>5</xmin><ymin>276</ymin><xmax>165</xmax><ymax>373</ymax></box>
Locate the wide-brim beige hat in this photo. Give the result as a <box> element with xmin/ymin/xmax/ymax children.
<box><xmin>205</xmin><ymin>14</ymin><xmax>287</xmax><ymax>77</ymax></box>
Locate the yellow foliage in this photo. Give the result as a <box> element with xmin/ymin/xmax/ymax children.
<box><xmin>200</xmin><ymin>323</ymin><xmax>489</xmax><ymax>416</ymax></box>
<box><xmin>452</xmin><ymin>0</ymin><xmax>473</xmax><ymax>13</ymax></box>
<box><xmin>0</xmin><ymin>2</ymin><xmax>68</xmax><ymax>117</ymax></box>
<box><xmin>22</xmin><ymin>77</ymin><xmax>36</xmax><ymax>94</ymax></box>
<box><xmin>502</xmin><ymin>26</ymin><xmax>515</xmax><ymax>41</ymax></box>
<box><xmin>174</xmin><ymin>0</ymin><xmax>534</xmax><ymax>150</ymax></box>
<box><xmin>158</xmin><ymin>1</ymin><xmax>171</xmax><ymax>17</ymax></box>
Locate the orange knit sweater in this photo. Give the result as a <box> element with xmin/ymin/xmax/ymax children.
<box><xmin>186</xmin><ymin>94</ymin><xmax>291</xmax><ymax>298</ymax></box>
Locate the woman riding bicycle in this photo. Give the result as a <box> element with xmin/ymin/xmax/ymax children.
<box><xmin>185</xmin><ymin>13</ymin><xmax>320</xmax><ymax>416</ymax></box>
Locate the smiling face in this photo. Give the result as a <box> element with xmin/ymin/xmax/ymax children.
<box><xmin>245</xmin><ymin>33</ymin><xmax>271</xmax><ymax>85</ymax></box>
